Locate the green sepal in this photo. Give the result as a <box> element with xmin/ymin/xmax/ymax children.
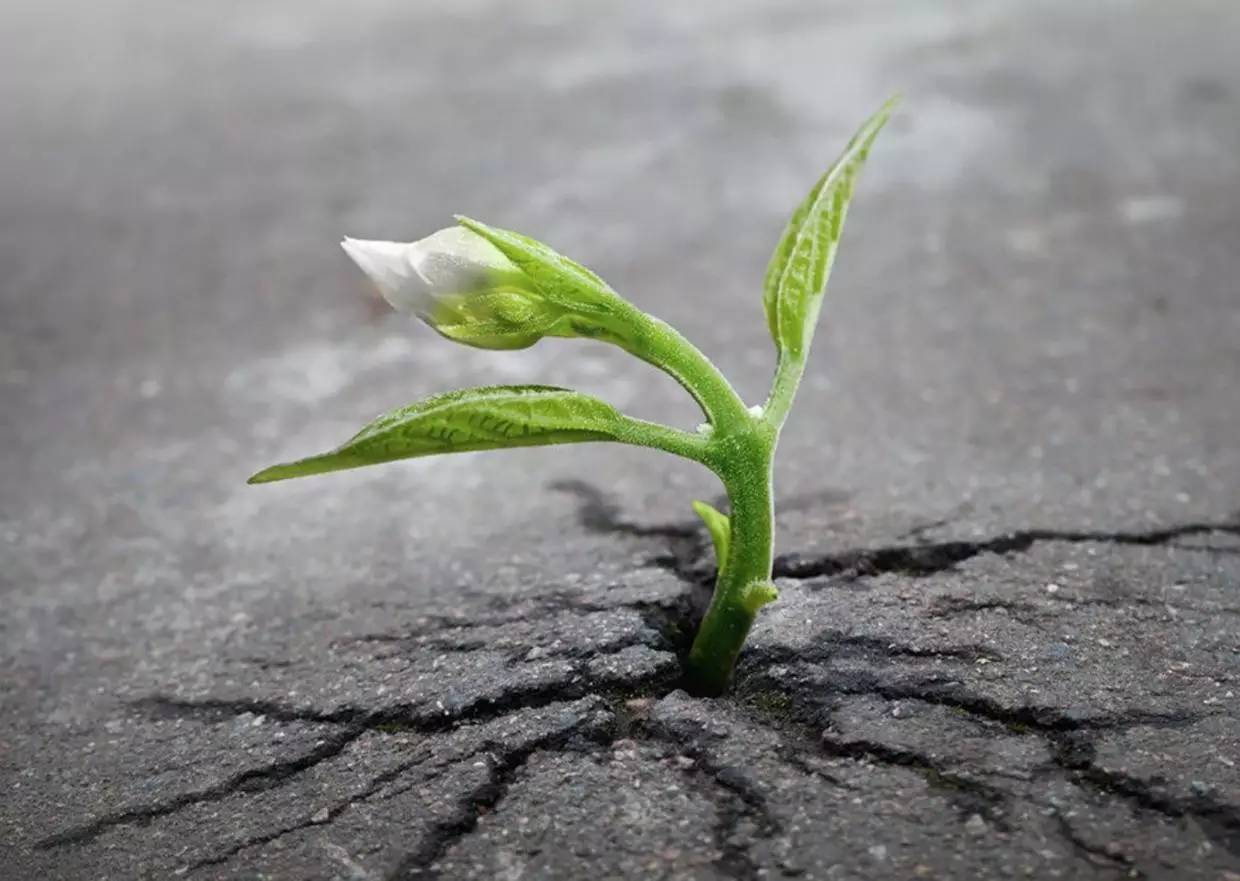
<box><xmin>762</xmin><ymin>96</ymin><xmax>897</xmax><ymax>357</ymax></box>
<box><xmin>692</xmin><ymin>499</ymin><xmax>731</xmax><ymax>577</ymax></box>
<box><xmin>455</xmin><ymin>217</ymin><xmax>622</xmax><ymax>315</ymax></box>
<box><xmin>248</xmin><ymin>385</ymin><xmax>631</xmax><ymax>484</ymax></box>
<box><xmin>426</xmin><ymin>288</ymin><xmax>564</xmax><ymax>350</ymax></box>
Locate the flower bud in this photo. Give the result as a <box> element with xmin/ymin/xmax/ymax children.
<box><xmin>342</xmin><ymin>227</ymin><xmax>566</xmax><ymax>350</ymax></box>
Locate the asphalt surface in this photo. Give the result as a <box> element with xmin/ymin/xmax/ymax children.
<box><xmin>2</xmin><ymin>1</ymin><xmax>1239</xmax><ymax>878</ymax></box>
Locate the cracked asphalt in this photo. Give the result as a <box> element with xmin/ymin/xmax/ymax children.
<box><xmin>3</xmin><ymin>1</ymin><xmax>1239</xmax><ymax>879</ymax></box>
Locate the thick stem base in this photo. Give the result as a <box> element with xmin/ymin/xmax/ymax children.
<box><xmin>684</xmin><ymin>428</ymin><xmax>776</xmax><ymax>695</ymax></box>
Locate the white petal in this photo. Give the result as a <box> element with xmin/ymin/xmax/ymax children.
<box><xmin>340</xmin><ymin>238</ymin><xmax>433</xmax><ymax>315</ymax></box>
<box><xmin>408</xmin><ymin>227</ymin><xmax>515</xmax><ymax>293</ymax></box>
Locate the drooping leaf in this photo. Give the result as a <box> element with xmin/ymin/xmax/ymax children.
<box><xmin>762</xmin><ymin>97</ymin><xmax>897</xmax><ymax>357</ymax></box>
<box><xmin>692</xmin><ymin>499</ymin><xmax>731</xmax><ymax>576</ymax></box>
<box><xmin>248</xmin><ymin>385</ymin><xmax>631</xmax><ymax>484</ymax></box>
<box><xmin>455</xmin><ymin>217</ymin><xmax>620</xmax><ymax>314</ymax></box>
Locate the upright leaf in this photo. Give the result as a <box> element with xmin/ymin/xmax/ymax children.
<box><xmin>763</xmin><ymin>97</ymin><xmax>897</xmax><ymax>357</ymax></box>
<box><xmin>692</xmin><ymin>499</ymin><xmax>731</xmax><ymax>576</ymax></box>
<box><xmin>248</xmin><ymin>385</ymin><xmax>631</xmax><ymax>483</ymax></box>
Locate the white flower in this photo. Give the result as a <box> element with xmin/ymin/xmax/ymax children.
<box><xmin>341</xmin><ymin>227</ymin><xmax>557</xmax><ymax>350</ymax></box>
<box><xmin>341</xmin><ymin>227</ymin><xmax>521</xmax><ymax>318</ymax></box>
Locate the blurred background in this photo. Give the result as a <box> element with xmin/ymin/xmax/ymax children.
<box><xmin>2</xmin><ymin>0</ymin><xmax>1239</xmax><ymax>722</ymax></box>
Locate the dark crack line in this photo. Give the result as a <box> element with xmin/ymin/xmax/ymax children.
<box><xmin>551</xmin><ymin>479</ymin><xmax>716</xmax><ymax>587</ymax></box>
<box><xmin>736</xmin><ymin>659</ymin><xmax>1238</xmax><ymax>862</ymax></box>
<box><xmin>46</xmin><ymin>660</ymin><xmax>678</xmax><ymax>851</ymax></box>
<box><xmin>133</xmin><ymin>694</ymin><xmax>361</xmax><ymax>726</ymax></box>
<box><xmin>133</xmin><ymin>638</ymin><xmax>680</xmax><ymax>735</ymax></box>
<box><xmin>773</xmin><ymin>521</ymin><xmax>1240</xmax><ymax>581</ymax></box>
<box><xmin>746</xmin><ymin>628</ymin><xmax>1005</xmax><ymax>668</ymax></box>
<box><xmin>642</xmin><ymin>719</ymin><xmax>780</xmax><ymax>880</ymax></box>
<box><xmin>551</xmin><ymin>479</ymin><xmax>706</xmax><ymax>542</ymax></box>
<box><xmin>384</xmin><ymin>726</ymin><xmax>611</xmax><ymax>880</ymax></box>
<box><xmin>344</xmin><ymin>634</ymin><xmax>657</xmax><ymax>667</ymax></box>
<box><xmin>925</xmin><ymin>597</ymin><xmax>1042</xmax><ymax>619</ymax></box>
<box><xmin>556</xmin><ymin>478</ymin><xmax>1239</xmax><ymax>586</ymax></box>
<box><xmin>739</xmin><ymin>652</ymin><xmax>1206</xmax><ymax>736</ymax></box>
<box><xmin>732</xmin><ymin>684</ymin><xmax>1013</xmax><ymax>829</ymax></box>
<box><xmin>1171</xmin><ymin>541</ymin><xmax>1240</xmax><ymax>554</ymax></box>
<box><xmin>1057</xmin><ymin>743</ymin><xmax>1240</xmax><ymax>860</ymax></box>
<box><xmin>184</xmin><ymin>746</ymin><xmax>436</xmax><ymax>872</ymax></box>
<box><xmin>341</xmin><ymin>591</ymin><xmax>690</xmax><ymax>647</ymax></box>
<box><xmin>705</xmin><ymin>772</ymin><xmax>773</xmax><ymax>881</ymax></box>
<box><xmin>731</xmin><ymin>682</ymin><xmax>1168</xmax><ymax>874</ymax></box>
<box><xmin>337</xmin><ymin>585</ymin><xmax>700</xmax><ymax>687</ymax></box>
<box><xmin>35</xmin><ymin>725</ymin><xmax>366</xmax><ymax>850</ymax></box>
<box><xmin>774</xmin><ymin>746</ymin><xmax>859</xmax><ymax>791</ymax></box>
<box><xmin>854</xmin><ymin>684</ymin><xmax>1203</xmax><ymax>736</ymax></box>
<box><xmin>819</xmin><ymin>735</ymin><xmax>1012</xmax><ymax>829</ymax></box>
<box><xmin>385</xmin><ymin>753</ymin><xmax>532</xmax><ymax>880</ymax></box>
<box><xmin>1050</xmin><ymin>809</ymin><xmax>1145</xmax><ymax>877</ymax></box>
<box><xmin>336</xmin><ymin>608</ymin><xmax>688</xmax><ymax>670</ymax></box>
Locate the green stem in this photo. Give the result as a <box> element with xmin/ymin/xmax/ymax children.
<box><xmin>763</xmin><ymin>351</ymin><xmax>807</xmax><ymax>428</ymax></box>
<box><xmin>685</xmin><ymin>424</ymin><xmax>777</xmax><ymax>695</ymax></box>
<box><xmin>615</xmin><ymin>304</ymin><xmax>751</xmax><ymax>429</ymax></box>
<box><xmin>684</xmin><ymin>350</ymin><xmax>808</xmax><ymax>694</ymax></box>
<box><xmin>612</xmin><ymin>416</ymin><xmax>711</xmax><ymax>463</ymax></box>
<box><xmin>604</xmin><ymin>306</ymin><xmax>807</xmax><ymax>695</ymax></box>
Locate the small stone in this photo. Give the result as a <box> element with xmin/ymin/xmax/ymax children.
<box><xmin>310</xmin><ymin>807</ymin><xmax>330</xmax><ymax>823</ymax></box>
<box><xmin>867</xmin><ymin>844</ymin><xmax>887</xmax><ymax>861</ymax></box>
<box><xmin>964</xmin><ymin>814</ymin><xmax>988</xmax><ymax>835</ymax></box>
<box><xmin>1045</xmin><ymin>583</ymin><xmax>1060</xmax><ymax>594</ymax></box>
<box><xmin>625</xmin><ymin>697</ymin><xmax>653</xmax><ymax>715</ymax></box>
<box><xmin>1044</xmin><ymin>642</ymin><xmax>1072</xmax><ymax>660</ymax></box>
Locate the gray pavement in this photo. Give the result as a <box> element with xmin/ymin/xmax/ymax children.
<box><xmin>2</xmin><ymin>0</ymin><xmax>1239</xmax><ymax>878</ymax></box>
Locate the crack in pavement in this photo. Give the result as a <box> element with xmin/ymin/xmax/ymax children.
<box><xmin>556</xmin><ymin>480</ymin><xmax>1240</xmax><ymax>586</ymax></box>
<box><xmin>384</xmin><ymin>718</ymin><xmax>616</xmax><ymax>880</ymax></box>
<box><xmin>646</xmin><ymin>726</ymin><xmax>779</xmax><ymax>881</ymax></box>
<box><xmin>132</xmin><ymin>648</ymin><xmax>678</xmax><ymax>737</ymax></box>
<box><xmin>35</xmin><ymin>485</ymin><xmax>1239</xmax><ymax>875</ymax></box>
<box><xmin>817</xmin><ymin>735</ymin><xmax>1012</xmax><ymax>829</ymax></box>
<box><xmin>739</xmin><ymin>651</ymin><xmax>1209</xmax><ymax>735</ymax></box>
<box><xmin>1056</xmin><ymin>739</ymin><xmax>1240</xmax><ymax>860</ymax></box>
<box><xmin>735</xmin><ymin>659</ymin><xmax>1235</xmax><ymax>868</ymax></box>
<box><xmin>182</xmin><ymin>745</ymin><xmax>436</xmax><ymax>872</ymax></box>
<box><xmin>35</xmin><ymin>725</ymin><xmax>367</xmax><ymax>850</ymax></box>
<box><xmin>772</xmin><ymin>520</ymin><xmax>1240</xmax><ymax>581</ymax></box>
<box><xmin>746</xmin><ymin>627</ymin><xmax>1005</xmax><ymax>666</ymax></box>
<box><xmin>40</xmin><ymin>661</ymin><xmax>678</xmax><ymax>852</ymax></box>
<box><xmin>1050</xmin><ymin>807</ymin><xmax>1145</xmax><ymax>877</ymax></box>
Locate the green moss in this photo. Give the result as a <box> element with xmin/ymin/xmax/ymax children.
<box><xmin>746</xmin><ymin>688</ymin><xmax>794</xmax><ymax>719</ymax></box>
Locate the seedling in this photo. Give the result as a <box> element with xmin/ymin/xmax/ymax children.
<box><xmin>250</xmin><ymin>99</ymin><xmax>897</xmax><ymax>694</ymax></box>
